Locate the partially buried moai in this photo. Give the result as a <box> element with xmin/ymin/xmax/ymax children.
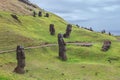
<box><xmin>58</xmin><ymin>33</ymin><xmax>67</xmax><ymax>61</ymax></box>
<box><xmin>49</xmin><ymin>24</ymin><xmax>55</xmax><ymax>35</ymax></box>
<box><xmin>14</xmin><ymin>45</ymin><xmax>25</xmax><ymax>74</ymax></box>
<box><xmin>63</xmin><ymin>24</ymin><xmax>72</xmax><ymax>38</ymax></box>
<box><xmin>101</xmin><ymin>40</ymin><xmax>111</xmax><ymax>51</ymax></box>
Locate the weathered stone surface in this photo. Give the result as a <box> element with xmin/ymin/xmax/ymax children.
<box><xmin>49</xmin><ymin>24</ymin><xmax>55</xmax><ymax>35</ymax></box>
<box><xmin>101</xmin><ymin>40</ymin><xmax>111</xmax><ymax>51</ymax></box>
<box><xmin>58</xmin><ymin>33</ymin><xmax>67</xmax><ymax>61</ymax></box>
<box><xmin>63</xmin><ymin>24</ymin><xmax>72</xmax><ymax>38</ymax></box>
<box><xmin>14</xmin><ymin>45</ymin><xmax>25</xmax><ymax>74</ymax></box>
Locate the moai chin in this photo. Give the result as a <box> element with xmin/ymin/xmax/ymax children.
<box><xmin>58</xmin><ymin>33</ymin><xmax>67</xmax><ymax>61</ymax></box>
<box><xmin>49</xmin><ymin>24</ymin><xmax>55</xmax><ymax>35</ymax></box>
<box><xmin>14</xmin><ymin>45</ymin><xmax>25</xmax><ymax>74</ymax></box>
<box><xmin>63</xmin><ymin>24</ymin><xmax>72</xmax><ymax>38</ymax></box>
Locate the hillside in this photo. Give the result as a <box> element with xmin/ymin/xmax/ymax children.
<box><xmin>0</xmin><ymin>0</ymin><xmax>40</xmax><ymax>15</ymax></box>
<box><xmin>0</xmin><ymin>0</ymin><xmax>120</xmax><ymax>80</ymax></box>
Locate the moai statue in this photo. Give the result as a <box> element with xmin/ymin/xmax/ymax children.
<box><xmin>89</xmin><ymin>27</ymin><xmax>93</xmax><ymax>31</ymax></box>
<box><xmin>108</xmin><ymin>32</ymin><xmax>111</xmax><ymax>36</ymax></box>
<box><xmin>33</xmin><ymin>11</ymin><xmax>36</xmax><ymax>17</ymax></box>
<box><xmin>14</xmin><ymin>45</ymin><xmax>25</xmax><ymax>74</ymax></box>
<box><xmin>11</xmin><ymin>14</ymin><xmax>21</xmax><ymax>23</ymax></box>
<box><xmin>101</xmin><ymin>40</ymin><xmax>111</xmax><ymax>51</ymax></box>
<box><xmin>38</xmin><ymin>11</ymin><xmax>42</xmax><ymax>17</ymax></box>
<box><xmin>101</xmin><ymin>29</ymin><xmax>106</xmax><ymax>34</ymax></box>
<box><xmin>49</xmin><ymin>24</ymin><xmax>55</xmax><ymax>35</ymax></box>
<box><xmin>58</xmin><ymin>33</ymin><xmax>67</xmax><ymax>61</ymax></box>
<box><xmin>63</xmin><ymin>24</ymin><xmax>72</xmax><ymax>38</ymax></box>
<box><xmin>45</xmin><ymin>13</ymin><xmax>49</xmax><ymax>17</ymax></box>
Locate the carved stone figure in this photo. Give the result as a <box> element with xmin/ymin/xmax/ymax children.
<box><xmin>38</xmin><ymin>11</ymin><xmax>42</xmax><ymax>17</ymax></box>
<box><xmin>14</xmin><ymin>45</ymin><xmax>25</xmax><ymax>74</ymax></box>
<box><xmin>49</xmin><ymin>24</ymin><xmax>55</xmax><ymax>35</ymax></box>
<box><xmin>45</xmin><ymin>13</ymin><xmax>49</xmax><ymax>17</ymax></box>
<box><xmin>11</xmin><ymin>14</ymin><xmax>21</xmax><ymax>22</ymax></box>
<box><xmin>101</xmin><ymin>40</ymin><xmax>111</xmax><ymax>51</ymax></box>
<box><xmin>63</xmin><ymin>24</ymin><xmax>72</xmax><ymax>38</ymax></box>
<box><xmin>58</xmin><ymin>33</ymin><xmax>67</xmax><ymax>61</ymax></box>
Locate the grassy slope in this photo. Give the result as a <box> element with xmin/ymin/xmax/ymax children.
<box><xmin>0</xmin><ymin>1</ymin><xmax>119</xmax><ymax>79</ymax></box>
<box><xmin>0</xmin><ymin>44</ymin><xmax>120</xmax><ymax>80</ymax></box>
<box><xmin>0</xmin><ymin>11</ymin><xmax>117</xmax><ymax>50</ymax></box>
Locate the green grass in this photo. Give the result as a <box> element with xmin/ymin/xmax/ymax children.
<box><xmin>0</xmin><ymin>43</ymin><xmax>120</xmax><ymax>80</ymax></box>
<box><xmin>0</xmin><ymin>10</ymin><xmax>120</xmax><ymax>80</ymax></box>
<box><xmin>0</xmin><ymin>11</ymin><xmax>117</xmax><ymax>50</ymax></box>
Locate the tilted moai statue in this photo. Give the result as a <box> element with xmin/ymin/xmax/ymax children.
<box><xmin>58</xmin><ymin>33</ymin><xmax>67</xmax><ymax>61</ymax></box>
<box><xmin>49</xmin><ymin>24</ymin><xmax>55</xmax><ymax>35</ymax></box>
<box><xmin>63</xmin><ymin>24</ymin><xmax>72</xmax><ymax>38</ymax></box>
<box><xmin>38</xmin><ymin>11</ymin><xmax>42</xmax><ymax>17</ymax></box>
<box><xmin>101</xmin><ymin>40</ymin><xmax>111</xmax><ymax>51</ymax></box>
<box><xmin>14</xmin><ymin>45</ymin><xmax>25</xmax><ymax>74</ymax></box>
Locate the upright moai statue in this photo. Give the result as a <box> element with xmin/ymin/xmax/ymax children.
<box><xmin>38</xmin><ymin>11</ymin><xmax>42</xmax><ymax>17</ymax></box>
<box><xmin>58</xmin><ymin>33</ymin><xmax>67</xmax><ymax>61</ymax></box>
<box><xmin>14</xmin><ymin>45</ymin><xmax>25</xmax><ymax>74</ymax></box>
<box><xmin>101</xmin><ymin>40</ymin><xmax>111</xmax><ymax>51</ymax></box>
<box><xmin>49</xmin><ymin>24</ymin><xmax>55</xmax><ymax>35</ymax></box>
<box><xmin>63</xmin><ymin>24</ymin><xmax>72</xmax><ymax>38</ymax></box>
<box><xmin>33</xmin><ymin>11</ymin><xmax>36</xmax><ymax>17</ymax></box>
<box><xmin>45</xmin><ymin>13</ymin><xmax>49</xmax><ymax>17</ymax></box>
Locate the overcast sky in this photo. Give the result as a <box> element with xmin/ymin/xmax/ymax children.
<box><xmin>30</xmin><ymin>0</ymin><xmax>120</xmax><ymax>35</ymax></box>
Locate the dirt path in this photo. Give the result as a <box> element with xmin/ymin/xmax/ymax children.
<box><xmin>0</xmin><ymin>42</ymin><xmax>93</xmax><ymax>54</ymax></box>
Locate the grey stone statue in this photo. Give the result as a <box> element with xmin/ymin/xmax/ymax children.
<box><xmin>14</xmin><ymin>45</ymin><xmax>25</xmax><ymax>74</ymax></box>
<box><xmin>64</xmin><ymin>24</ymin><xmax>72</xmax><ymax>38</ymax></box>
<box><xmin>49</xmin><ymin>24</ymin><xmax>55</xmax><ymax>35</ymax></box>
<box><xmin>58</xmin><ymin>33</ymin><xmax>67</xmax><ymax>61</ymax></box>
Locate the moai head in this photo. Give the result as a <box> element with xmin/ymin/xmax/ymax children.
<box><xmin>49</xmin><ymin>24</ymin><xmax>55</xmax><ymax>35</ymax></box>
<box><xmin>58</xmin><ymin>33</ymin><xmax>64</xmax><ymax>44</ymax></box>
<box><xmin>64</xmin><ymin>24</ymin><xmax>72</xmax><ymax>38</ymax></box>
<box><xmin>38</xmin><ymin>11</ymin><xmax>42</xmax><ymax>17</ymax></box>
<box><xmin>58</xmin><ymin>33</ymin><xmax>67</xmax><ymax>61</ymax></box>
<box><xmin>16</xmin><ymin>45</ymin><xmax>24</xmax><ymax>54</ymax></box>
